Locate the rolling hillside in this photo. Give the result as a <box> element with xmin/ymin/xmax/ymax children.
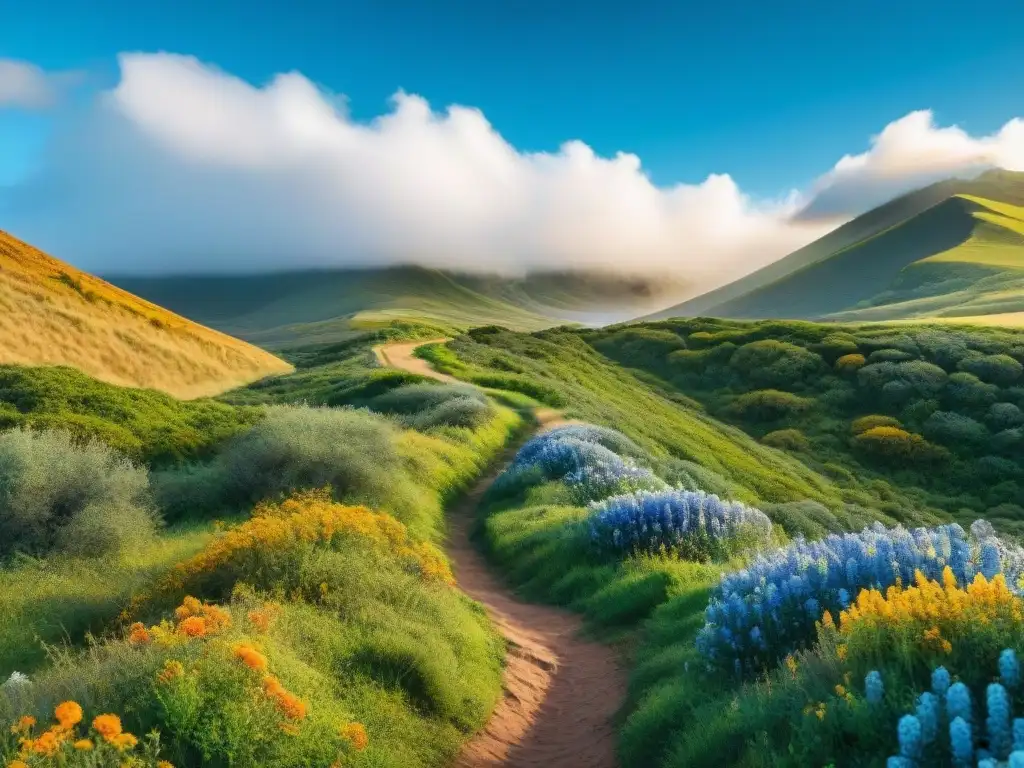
<box><xmin>650</xmin><ymin>169</ymin><xmax>1024</xmax><ymax>324</ymax></box>
<box><xmin>113</xmin><ymin>267</ymin><xmax>687</xmax><ymax>349</ymax></box>
<box><xmin>0</xmin><ymin>228</ymin><xmax>292</xmax><ymax>398</ymax></box>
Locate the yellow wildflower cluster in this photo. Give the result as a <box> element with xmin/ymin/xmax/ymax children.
<box><xmin>225</xmin><ymin>640</ymin><xmax>306</xmax><ymax>727</ymax></box>
<box><xmin>6</xmin><ymin>702</ymin><xmax>166</xmax><ymax>766</ymax></box>
<box><xmin>840</xmin><ymin>568</ymin><xmax>1022</xmax><ymax>637</ymax></box>
<box><xmin>155</xmin><ymin>491</ymin><xmax>454</xmax><ymax>594</ymax></box>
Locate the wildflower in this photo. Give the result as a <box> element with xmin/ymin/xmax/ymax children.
<box><xmin>815</xmin><ymin>702</ymin><xmax>826</xmax><ymax>720</ymax></box>
<box><xmin>916</xmin><ymin>692</ymin><xmax>939</xmax><ymax>744</ymax></box>
<box><xmin>784</xmin><ymin>655</ymin><xmax>798</xmax><ymax>678</ymax></box>
<box><xmin>932</xmin><ymin>667</ymin><xmax>951</xmax><ymax>697</ymax></box>
<box><xmin>233</xmin><ymin>644</ymin><xmax>268</xmax><ymax>671</ymax></box>
<box><xmin>30</xmin><ymin>728</ymin><xmax>63</xmax><ymax>756</ymax></box>
<box><xmin>158</xmin><ymin>762</ymin><xmax>175</xmax><ymax>768</ymax></box>
<box><xmin>836</xmin><ymin>644</ymin><xmax>848</xmax><ymax>662</ymax></box>
<box><xmin>1015</xmin><ymin>717</ymin><xmax>1024</xmax><ymax>751</ymax></box>
<box><xmin>8</xmin><ymin>761</ymin><xmax>29</xmax><ymax>768</ymax></box>
<box><xmin>247</xmin><ymin>604</ymin><xmax>279</xmax><ymax>633</ymax></box>
<box><xmin>1012</xmin><ymin>751</ymin><xmax>1024</xmax><ymax>768</ymax></box>
<box><xmin>866</xmin><ymin>671</ymin><xmax>884</xmax><ymax>705</ymax></box>
<box><xmin>834</xmin><ymin>684</ymin><xmax>846</xmax><ymax>697</ymax></box>
<box><xmin>54</xmin><ymin>701</ymin><xmax>83</xmax><ymax>729</ymax></box>
<box><xmin>340</xmin><ymin>722</ymin><xmax>369</xmax><ymax>751</ymax></box>
<box><xmin>10</xmin><ymin>716</ymin><xmax>35</xmax><ymax>734</ymax></box>
<box><xmin>950</xmin><ymin>716</ymin><xmax>973</xmax><ymax>766</ymax></box>
<box><xmin>275</xmin><ymin>691</ymin><xmax>307</xmax><ymax>720</ymax></box>
<box><xmin>821</xmin><ymin>610</ymin><xmax>834</xmax><ymax>629</ymax></box>
<box><xmin>988</xmin><ymin>683</ymin><xmax>1012</xmax><ymax>759</ymax></box>
<box><xmin>178</xmin><ymin>616</ymin><xmax>207</xmax><ymax>638</ymax></box>
<box><xmin>898</xmin><ymin>714</ymin><xmax>922</xmax><ymax>759</ymax></box>
<box><xmin>174</xmin><ymin>596</ymin><xmax>202</xmax><ymax>621</ymax></box>
<box><xmin>73</xmin><ymin>739</ymin><xmax>93</xmax><ymax>750</ymax></box>
<box><xmin>128</xmin><ymin>622</ymin><xmax>151</xmax><ymax>645</ymax></box>
<box><xmin>279</xmin><ymin>722</ymin><xmax>301</xmax><ymax>736</ymax></box>
<box><xmin>110</xmin><ymin>732</ymin><xmax>138</xmax><ymax>750</ymax></box>
<box><xmin>157</xmin><ymin>659</ymin><xmax>185</xmax><ymax>684</ymax></box>
<box><xmin>1001</xmin><ymin>649</ymin><xmax>1020</xmax><ymax>689</ymax></box>
<box><xmin>2</xmin><ymin>672</ymin><xmax>30</xmax><ymax>689</ymax></box>
<box><xmin>947</xmin><ymin>682</ymin><xmax>972</xmax><ymax>725</ymax></box>
<box><xmin>92</xmin><ymin>714</ymin><xmax>122</xmax><ymax>741</ymax></box>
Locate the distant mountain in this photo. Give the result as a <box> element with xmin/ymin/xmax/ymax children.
<box><xmin>648</xmin><ymin>169</ymin><xmax>1024</xmax><ymax>324</ymax></box>
<box><xmin>112</xmin><ymin>267</ymin><xmax>688</xmax><ymax>348</ymax></box>
<box><xmin>0</xmin><ymin>229</ymin><xmax>291</xmax><ymax>397</ymax></box>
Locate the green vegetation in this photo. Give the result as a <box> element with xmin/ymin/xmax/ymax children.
<box><xmin>0</xmin><ymin>365</ymin><xmax>261</xmax><ymax>466</ymax></box>
<box><xmin>112</xmin><ymin>266</ymin><xmax>685</xmax><ymax>349</ymax></box>
<box><xmin>0</xmin><ymin>348</ymin><xmax>524</xmax><ymax>767</ymax></box>
<box><xmin>650</xmin><ymin>169</ymin><xmax>1024</xmax><ymax>324</ymax></box>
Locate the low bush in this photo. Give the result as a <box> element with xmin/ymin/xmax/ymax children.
<box><xmin>851</xmin><ymin>414</ymin><xmax>903</xmax><ymax>434</ymax></box>
<box><xmin>0</xmin><ymin>428</ymin><xmax>156</xmax><ymax>558</ymax></box>
<box><xmin>851</xmin><ymin>426</ymin><xmax>947</xmax><ymax>464</ymax></box>
<box><xmin>761</xmin><ymin>428</ymin><xmax>810</xmax><ymax>452</ymax></box>
<box><xmin>587</xmin><ymin>489</ymin><xmax>773</xmax><ymax>561</ymax></box>
<box><xmin>958</xmin><ymin>354</ymin><xmax>1024</xmax><ymax>386</ymax></box>
<box><xmin>368</xmin><ymin>383</ymin><xmax>492</xmax><ymax>430</ymax></box>
<box><xmin>835</xmin><ymin>353</ymin><xmax>866</xmax><ymax>374</ymax></box>
<box><xmin>729</xmin><ymin>340</ymin><xmax>825</xmax><ymax>388</ymax></box>
<box><xmin>726</xmin><ymin>390</ymin><xmax>814</xmax><ymax>422</ymax></box>
<box><xmin>988</xmin><ymin>402</ymin><xmax>1024</xmax><ymax>430</ymax></box>
<box><xmin>923</xmin><ymin>411</ymin><xmax>989</xmax><ymax>448</ymax></box>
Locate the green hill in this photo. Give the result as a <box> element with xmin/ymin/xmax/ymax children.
<box><xmin>649</xmin><ymin>169</ymin><xmax>1024</xmax><ymax>324</ymax></box>
<box><xmin>112</xmin><ymin>266</ymin><xmax>686</xmax><ymax>349</ymax></box>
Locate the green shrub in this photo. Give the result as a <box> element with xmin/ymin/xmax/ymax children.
<box><xmin>468</xmin><ymin>374</ymin><xmax>567</xmax><ymax>407</ymax></box>
<box><xmin>0</xmin><ymin>365</ymin><xmax>260</xmax><ymax>467</ymax></box>
<box><xmin>851</xmin><ymin>426</ymin><xmax>946</xmax><ymax>464</ymax></box>
<box><xmin>850</xmin><ymin>414</ymin><xmax>902</xmax><ymax>434</ymax></box>
<box><xmin>987</xmin><ymin>402</ymin><xmax>1024</xmax><ymax>430</ymax></box>
<box><xmin>923</xmin><ymin>410</ymin><xmax>989</xmax><ymax>447</ymax></box>
<box><xmin>0</xmin><ymin>428</ymin><xmax>156</xmax><ymax>558</ymax></box>
<box><xmin>155</xmin><ymin>406</ymin><xmax>421</xmax><ymax>524</ymax></box>
<box><xmin>834</xmin><ymin>353</ymin><xmax>866</xmax><ymax>374</ymax></box>
<box><xmin>369</xmin><ymin>383</ymin><xmax>493</xmax><ymax>429</ymax></box>
<box><xmin>760</xmin><ymin>429</ymin><xmax>810</xmax><ymax>452</ymax></box>
<box><xmin>867</xmin><ymin>348</ymin><xmax>914</xmax><ymax>363</ymax></box>
<box><xmin>812</xmin><ymin>334</ymin><xmax>859</xmax><ymax>363</ymax></box>
<box><xmin>726</xmin><ymin>390</ymin><xmax>814</xmax><ymax>421</ymax></box>
<box><xmin>728</xmin><ymin>340</ymin><xmax>825</xmax><ymax>388</ymax></box>
<box><xmin>857</xmin><ymin>360</ymin><xmax>948</xmax><ymax>399</ymax></box>
<box><xmin>945</xmin><ymin>371</ymin><xmax>999</xmax><ymax>408</ymax></box>
<box><xmin>957</xmin><ymin>353</ymin><xmax>1024</xmax><ymax>386</ymax></box>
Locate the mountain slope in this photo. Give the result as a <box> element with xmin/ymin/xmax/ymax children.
<box><xmin>0</xmin><ymin>229</ymin><xmax>292</xmax><ymax>397</ymax></box>
<box><xmin>650</xmin><ymin>169</ymin><xmax>1024</xmax><ymax>322</ymax></box>
<box><xmin>113</xmin><ymin>267</ymin><xmax>687</xmax><ymax>348</ymax></box>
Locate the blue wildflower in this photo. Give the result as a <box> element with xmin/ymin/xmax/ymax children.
<box><xmin>1015</xmin><ymin>718</ymin><xmax>1024</xmax><ymax>752</ymax></box>
<box><xmin>1010</xmin><ymin>751</ymin><xmax>1024</xmax><ymax>768</ymax></box>
<box><xmin>897</xmin><ymin>714</ymin><xmax>922</xmax><ymax>759</ymax></box>
<box><xmin>950</xmin><ymin>716</ymin><xmax>973</xmax><ymax>767</ymax></box>
<box><xmin>866</xmin><ymin>670</ymin><xmax>884</xmax><ymax>705</ymax></box>
<box><xmin>988</xmin><ymin>683</ymin><xmax>1012</xmax><ymax>759</ymax></box>
<box><xmin>1002</xmin><ymin>649</ymin><xmax>1021</xmax><ymax>690</ymax></box>
<box><xmin>915</xmin><ymin>692</ymin><xmax>938</xmax><ymax>744</ymax></box>
<box><xmin>932</xmin><ymin>666</ymin><xmax>951</xmax><ymax>697</ymax></box>
<box><xmin>947</xmin><ymin>682</ymin><xmax>972</xmax><ymax>725</ymax></box>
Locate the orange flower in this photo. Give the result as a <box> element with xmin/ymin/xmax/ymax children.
<box><xmin>10</xmin><ymin>715</ymin><xmax>35</xmax><ymax>734</ymax></box>
<box><xmin>174</xmin><ymin>596</ymin><xmax>202</xmax><ymax>621</ymax></box>
<box><xmin>247</xmin><ymin>604</ymin><xmax>279</xmax><ymax>633</ymax></box>
<box><xmin>157</xmin><ymin>762</ymin><xmax>175</xmax><ymax>768</ymax></box>
<box><xmin>233</xmin><ymin>644</ymin><xmax>268</xmax><ymax>671</ymax></box>
<box><xmin>178</xmin><ymin>616</ymin><xmax>207</xmax><ymax>638</ymax></box>
<box><xmin>30</xmin><ymin>727</ymin><xmax>64</xmax><ymax>756</ymax></box>
<box><xmin>339</xmin><ymin>722</ymin><xmax>369</xmax><ymax>751</ymax></box>
<box><xmin>128</xmin><ymin>622</ymin><xmax>152</xmax><ymax>645</ymax></box>
<box><xmin>54</xmin><ymin>701</ymin><xmax>83</xmax><ymax>729</ymax></box>
<box><xmin>73</xmin><ymin>739</ymin><xmax>93</xmax><ymax>750</ymax></box>
<box><xmin>275</xmin><ymin>691</ymin><xmax>307</xmax><ymax>721</ymax></box>
<box><xmin>157</xmin><ymin>659</ymin><xmax>185</xmax><ymax>685</ymax></box>
<box><xmin>92</xmin><ymin>714</ymin><xmax>122</xmax><ymax>741</ymax></box>
<box><xmin>110</xmin><ymin>732</ymin><xmax>138</xmax><ymax>751</ymax></box>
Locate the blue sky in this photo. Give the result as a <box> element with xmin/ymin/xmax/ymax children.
<box><xmin>3</xmin><ymin>0</ymin><xmax>1023</xmax><ymax>193</ymax></box>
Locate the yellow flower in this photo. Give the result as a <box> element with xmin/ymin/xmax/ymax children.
<box><xmin>815</xmin><ymin>703</ymin><xmax>827</xmax><ymax>720</ymax></box>
<box><xmin>8</xmin><ymin>760</ymin><xmax>29</xmax><ymax>768</ymax></box>
<box><xmin>836</xmin><ymin>644</ymin><xmax>848</xmax><ymax>662</ymax></box>
<box><xmin>157</xmin><ymin>762</ymin><xmax>175</xmax><ymax>768</ymax></box>
<box><xmin>784</xmin><ymin>655</ymin><xmax>798</xmax><ymax>678</ymax></box>
<box><xmin>834</xmin><ymin>684</ymin><xmax>846</xmax><ymax>697</ymax></box>
<box><xmin>55</xmin><ymin>700</ymin><xmax>83</xmax><ymax>729</ymax></box>
<box><xmin>157</xmin><ymin>659</ymin><xmax>185</xmax><ymax>685</ymax></box>
<box><xmin>74</xmin><ymin>739</ymin><xmax>94</xmax><ymax>750</ymax></box>
<box><xmin>110</xmin><ymin>732</ymin><xmax>138</xmax><ymax>751</ymax></box>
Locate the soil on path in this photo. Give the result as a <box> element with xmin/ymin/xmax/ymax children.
<box><xmin>372</xmin><ymin>338</ymin><xmax>455</xmax><ymax>383</ymax></box>
<box><xmin>376</xmin><ymin>341</ymin><xmax>625</xmax><ymax>768</ymax></box>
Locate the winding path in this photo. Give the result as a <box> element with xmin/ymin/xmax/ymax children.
<box><xmin>376</xmin><ymin>340</ymin><xmax>625</xmax><ymax>768</ymax></box>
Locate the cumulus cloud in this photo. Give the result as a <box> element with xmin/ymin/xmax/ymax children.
<box><xmin>0</xmin><ymin>59</ymin><xmax>80</xmax><ymax>110</ymax></box>
<box><xmin>800</xmin><ymin>110</ymin><xmax>1024</xmax><ymax>218</ymax></box>
<box><xmin>4</xmin><ymin>53</ymin><xmax>1024</xmax><ymax>288</ymax></box>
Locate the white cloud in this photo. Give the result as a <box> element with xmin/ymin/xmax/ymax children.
<box><xmin>5</xmin><ymin>53</ymin><xmax>1024</xmax><ymax>291</ymax></box>
<box><xmin>0</xmin><ymin>59</ymin><xmax>79</xmax><ymax>110</ymax></box>
<box><xmin>800</xmin><ymin>110</ymin><xmax>1024</xmax><ymax>218</ymax></box>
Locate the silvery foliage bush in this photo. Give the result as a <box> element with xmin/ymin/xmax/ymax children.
<box><xmin>490</xmin><ymin>424</ymin><xmax>665</xmax><ymax>502</ymax></box>
<box><xmin>698</xmin><ymin>519</ymin><xmax>1024</xmax><ymax>676</ymax></box>
<box><xmin>588</xmin><ymin>488</ymin><xmax>772</xmax><ymax>561</ymax></box>
<box><xmin>0</xmin><ymin>427</ymin><xmax>155</xmax><ymax>557</ymax></box>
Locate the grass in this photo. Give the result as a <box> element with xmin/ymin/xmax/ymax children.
<box><xmin>0</xmin><ymin>349</ymin><xmax>526</xmax><ymax>767</ymax></box>
<box><xmin>110</xmin><ymin>266</ymin><xmax>687</xmax><ymax>349</ymax></box>
<box><xmin>0</xmin><ymin>228</ymin><xmax>291</xmax><ymax>397</ymax></box>
<box><xmin>652</xmin><ymin>169</ymin><xmax>1024</xmax><ymax>323</ymax></box>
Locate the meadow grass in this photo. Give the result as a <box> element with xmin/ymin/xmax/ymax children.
<box><xmin>0</xmin><ymin>228</ymin><xmax>291</xmax><ymax>398</ymax></box>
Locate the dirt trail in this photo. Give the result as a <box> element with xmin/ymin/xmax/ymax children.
<box><xmin>376</xmin><ymin>341</ymin><xmax>625</xmax><ymax>767</ymax></box>
<box><xmin>372</xmin><ymin>338</ymin><xmax>455</xmax><ymax>383</ymax></box>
